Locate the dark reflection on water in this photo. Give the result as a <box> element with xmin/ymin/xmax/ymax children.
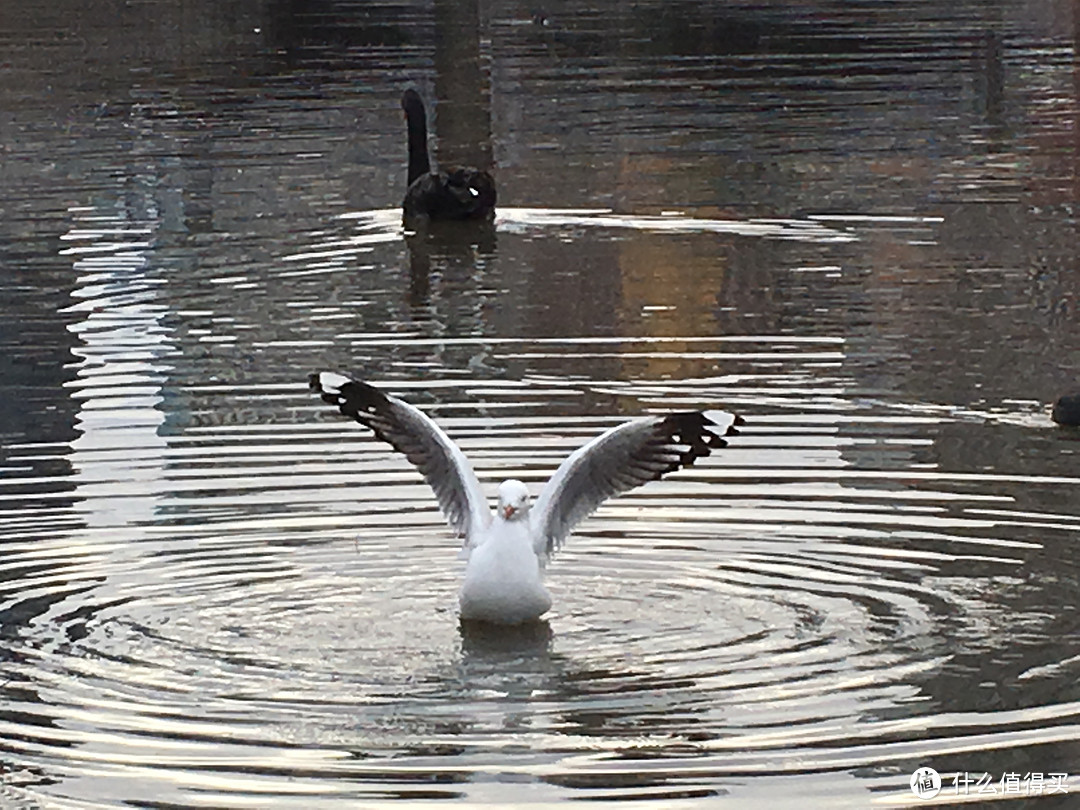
<box><xmin>459</xmin><ymin>618</ymin><xmax>553</xmax><ymax>656</ymax></box>
<box><xmin>2</xmin><ymin>0</ymin><xmax>1080</xmax><ymax>806</ymax></box>
<box><xmin>404</xmin><ymin>222</ymin><xmax>498</xmax><ymax>317</ymax></box>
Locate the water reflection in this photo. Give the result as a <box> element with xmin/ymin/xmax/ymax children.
<box><xmin>62</xmin><ymin>205</ymin><xmax>176</xmax><ymax>528</ymax></box>
<box><xmin>404</xmin><ymin>221</ymin><xmax>498</xmax><ymax>318</ymax></box>
<box><xmin>433</xmin><ymin>0</ymin><xmax>494</xmax><ymax>175</ymax></box>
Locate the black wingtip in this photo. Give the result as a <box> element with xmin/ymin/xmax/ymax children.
<box><xmin>309</xmin><ymin>371</ymin><xmax>348</xmax><ymax>408</ymax></box>
<box><xmin>652</xmin><ymin>408</ymin><xmax>744</xmax><ymax>475</ymax></box>
<box><xmin>702</xmin><ymin>410</ymin><xmax>743</xmax><ymax>440</ymax></box>
<box><xmin>309</xmin><ymin>373</ymin><xmax>397</xmax><ymax>426</ymax></box>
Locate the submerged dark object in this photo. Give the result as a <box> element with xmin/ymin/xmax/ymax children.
<box><xmin>401</xmin><ymin>89</ymin><xmax>496</xmax><ymax>222</ymax></box>
<box><xmin>1051</xmin><ymin>394</ymin><xmax>1080</xmax><ymax>426</ymax></box>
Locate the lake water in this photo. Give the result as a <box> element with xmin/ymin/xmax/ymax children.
<box><xmin>2</xmin><ymin>0</ymin><xmax>1079</xmax><ymax>807</ymax></box>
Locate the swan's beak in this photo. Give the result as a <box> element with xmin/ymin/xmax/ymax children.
<box><xmin>503</xmin><ymin>504</ymin><xmax>516</xmax><ymax>519</ymax></box>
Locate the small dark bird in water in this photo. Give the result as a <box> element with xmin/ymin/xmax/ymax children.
<box><xmin>1051</xmin><ymin>393</ymin><xmax>1080</xmax><ymax>426</ymax></box>
<box><xmin>401</xmin><ymin>89</ymin><xmax>496</xmax><ymax>223</ymax></box>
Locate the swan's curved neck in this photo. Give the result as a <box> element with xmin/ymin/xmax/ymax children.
<box><xmin>406</xmin><ymin>104</ymin><xmax>432</xmax><ymax>186</ymax></box>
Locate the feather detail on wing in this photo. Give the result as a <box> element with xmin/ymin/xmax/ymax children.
<box><xmin>309</xmin><ymin>373</ymin><xmax>492</xmax><ymax>542</ymax></box>
<box><xmin>530</xmin><ymin>410</ymin><xmax>742</xmax><ymax>558</ymax></box>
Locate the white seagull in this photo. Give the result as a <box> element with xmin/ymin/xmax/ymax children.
<box><xmin>310</xmin><ymin>372</ymin><xmax>742</xmax><ymax>624</ymax></box>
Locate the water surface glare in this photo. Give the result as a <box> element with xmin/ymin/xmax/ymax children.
<box><xmin>2</xmin><ymin>0</ymin><xmax>1080</xmax><ymax>807</ymax></box>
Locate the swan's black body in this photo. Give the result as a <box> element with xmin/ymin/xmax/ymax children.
<box><xmin>401</xmin><ymin>89</ymin><xmax>496</xmax><ymax>222</ymax></box>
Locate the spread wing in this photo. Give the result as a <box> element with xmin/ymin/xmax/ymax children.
<box><xmin>309</xmin><ymin>372</ymin><xmax>492</xmax><ymax>542</ymax></box>
<box><xmin>530</xmin><ymin>410</ymin><xmax>742</xmax><ymax>558</ymax></box>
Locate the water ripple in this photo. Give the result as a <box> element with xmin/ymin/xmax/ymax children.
<box><xmin>2</xmin><ymin>367</ymin><xmax>1078</xmax><ymax>804</ymax></box>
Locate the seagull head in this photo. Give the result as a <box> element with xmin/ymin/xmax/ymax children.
<box><xmin>497</xmin><ymin>479</ymin><xmax>531</xmax><ymax>521</ymax></box>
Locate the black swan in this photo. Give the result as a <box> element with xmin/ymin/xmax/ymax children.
<box><xmin>1052</xmin><ymin>393</ymin><xmax>1080</xmax><ymax>426</ymax></box>
<box><xmin>401</xmin><ymin>89</ymin><xmax>496</xmax><ymax>222</ymax></box>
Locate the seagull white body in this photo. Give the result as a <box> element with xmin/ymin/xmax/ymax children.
<box><xmin>310</xmin><ymin>372</ymin><xmax>741</xmax><ymax>625</ymax></box>
<box><xmin>459</xmin><ymin>481</ymin><xmax>552</xmax><ymax>623</ymax></box>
